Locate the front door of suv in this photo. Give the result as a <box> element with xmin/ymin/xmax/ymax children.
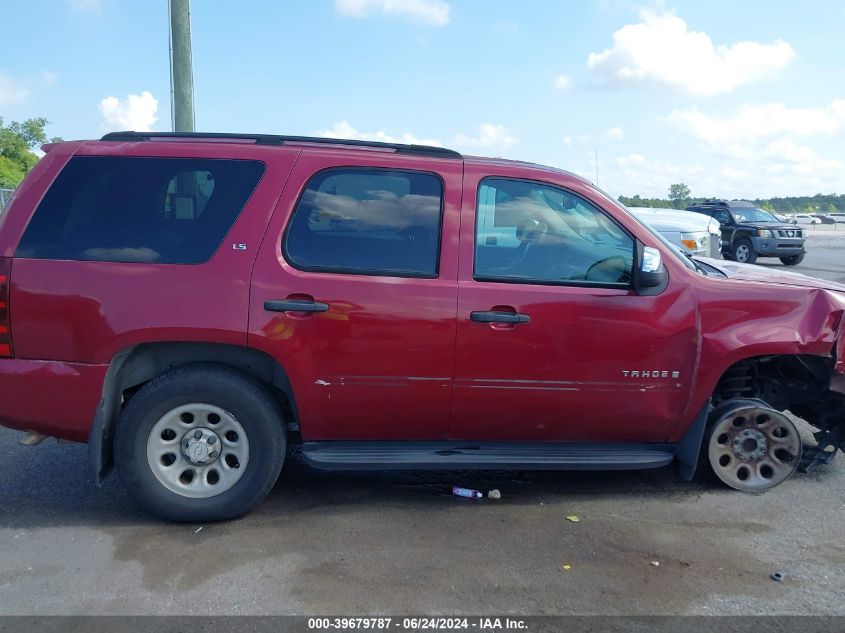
<box><xmin>249</xmin><ymin>151</ymin><xmax>461</xmax><ymax>440</ymax></box>
<box><xmin>450</xmin><ymin>167</ymin><xmax>698</xmax><ymax>442</ymax></box>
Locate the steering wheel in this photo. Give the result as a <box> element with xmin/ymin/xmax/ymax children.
<box><xmin>585</xmin><ymin>255</ymin><xmax>631</xmax><ymax>283</ymax></box>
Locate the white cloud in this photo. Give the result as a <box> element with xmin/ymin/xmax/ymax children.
<box><xmin>608</xmin><ymin>140</ymin><xmax>844</xmax><ymax>199</ymax></box>
<box><xmin>68</xmin><ymin>0</ymin><xmax>102</xmax><ymax>11</ymax></box>
<box><xmin>587</xmin><ymin>10</ymin><xmax>795</xmax><ymax>96</ymax></box>
<box><xmin>317</xmin><ymin>121</ymin><xmax>517</xmax><ymax>156</ymax></box>
<box><xmin>452</xmin><ymin>124</ymin><xmax>518</xmax><ymax>155</ymax></box>
<box><xmin>606</xmin><ymin>127</ymin><xmax>624</xmax><ymax>140</ymax></box>
<box><xmin>668</xmin><ymin>100</ymin><xmax>845</xmax><ymax>145</ymax></box>
<box><xmin>662</xmin><ymin>99</ymin><xmax>845</xmax><ymax>194</ymax></box>
<box><xmin>608</xmin><ymin>153</ymin><xmax>709</xmax><ymax>197</ymax></box>
<box><xmin>42</xmin><ymin>70</ymin><xmax>57</xmax><ymax>85</ymax></box>
<box><xmin>0</xmin><ymin>72</ymin><xmax>29</xmax><ymax>107</ymax></box>
<box><xmin>99</xmin><ymin>91</ymin><xmax>158</xmax><ymax>132</ymax></box>
<box><xmin>317</xmin><ymin>120</ymin><xmax>442</xmax><ymax>146</ymax></box>
<box><xmin>759</xmin><ymin>140</ymin><xmax>845</xmax><ymax>174</ymax></box>
<box><xmin>563</xmin><ymin>136</ymin><xmax>573</xmax><ymax>147</ymax></box>
<box><xmin>553</xmin><ymin>74</ymin><xmax>572</xmax><ymax>91</ymax></box>
<box><xmin>720</xmin><ymin>167</ymin><xmax>747</xmax><ymax>182</ymax></box>
<box><xmin>334</xmin><ymin>0</ymin><xmax>450</xmax><ymax>26</ymax></box>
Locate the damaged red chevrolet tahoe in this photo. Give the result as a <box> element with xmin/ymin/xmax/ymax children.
<box><xmin>0</xmin><ymin>132</ymin><xmax>843</xmax><ymax>521</ymax></box>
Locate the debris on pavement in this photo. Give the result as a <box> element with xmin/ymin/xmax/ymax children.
<box><xmin>649</xmin><ymin>561</ymin><xmax>660</xmax><ymax>567</ymax></box>
<box><xmin>561</xmin><ymin>564</ymin><xmax>572</xmax><ymax>571</ymax></box>
<box><xmin>487</xmin><ymin>489</ymin><xmax>502</xmax><ymax>499</ymax></box>
<box><xmin>771</xmin><ymin>572</ymin><xmax>785</xmax><ymax>582</ymax></box>
<box><xmin>565</xmin><ymin>515</ymin><xmax>580</xmax><ymax>522</ymax></box>
<box><xmin>193</xmin><ymin>526</ymin><xmax>204</xmax><ymax>534</ymax></box>
<box><xmin>452</xmin><ymin>487</ymin><xmax>482</xmax><ymax>499</ymax></box>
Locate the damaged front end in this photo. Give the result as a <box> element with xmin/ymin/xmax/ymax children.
<box><xmin>714</xmin><ymin>351</ymin><xmax>845</xmax><ymax>474</ymax></box>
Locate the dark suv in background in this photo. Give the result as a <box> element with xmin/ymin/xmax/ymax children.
<box><xmin>686</xmin><ymin>200</ymin><xmax>806</xmax><ymax>265</ymax></box>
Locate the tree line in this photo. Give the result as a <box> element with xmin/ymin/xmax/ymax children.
<box><xmin>619</xmin><ymin>183</ymin><xmax>843</xmax><ymax>214</ymax></box>
<box><xmin>0</xmin><ymin>118</ymin><xmax>61</xmax><ymax>189</ymax></box>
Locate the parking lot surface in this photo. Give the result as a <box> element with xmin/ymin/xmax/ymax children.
<box><xmin>1</xmin><ymin>232</ymin><xmax>844</xmax><ymax>616</ymax></box>
<box><xmin>757</xmin><ymin>230</ymin><xmax>845</xmax><ymax>285</ymax></box>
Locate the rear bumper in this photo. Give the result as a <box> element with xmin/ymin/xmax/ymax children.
<box><xmin>0</xmin><ymin>359</ymin><xmax>106</xmax><ymax>441</ymax></box>
<box><xmin>749</xmin><ymin>236</ymin><xmax>805</xmax><ymax>257</ymax></box>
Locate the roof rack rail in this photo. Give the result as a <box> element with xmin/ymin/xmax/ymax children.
<box><xmin>100</xmin><ymin>131</ymin><xmax>463</xmax><ymax>159</ymax></box>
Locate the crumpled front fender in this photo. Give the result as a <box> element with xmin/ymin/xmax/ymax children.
<box><xmin>834</xmin><ymin>322</ymin><xmax>845</xmax><ymax>394</ymax></box>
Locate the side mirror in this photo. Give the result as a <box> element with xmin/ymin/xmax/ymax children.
<box><xmin>635</xmin><ymin>244</ymin><xmax>668</xmax><ymax>294</ymax></box>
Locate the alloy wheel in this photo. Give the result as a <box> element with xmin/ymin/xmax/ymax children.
<box><xmin>735</xmin><ymin>244</ymin><xmax>751</xmax><ymax>263</ymax></box>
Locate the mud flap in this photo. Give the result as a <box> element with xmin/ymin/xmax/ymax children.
<box><xmin>673</xmin><ymin>402</ymin><xmax>711</xmax><ymax>480</ymax></box>
<box><xmin>88</xmin><ymin>399</ymin><xmax>113</xmax><ymax>486</ymax></box>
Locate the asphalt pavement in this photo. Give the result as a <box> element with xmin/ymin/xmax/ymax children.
<box><xmin>1</xmin><ymin>233</ymin><xmax>844</xmax><ymax>616</ymax></box>
<box><xmin>757</xmin><ymin>230</ymin><xmax>845</xmax><ymax>285</ymax></box>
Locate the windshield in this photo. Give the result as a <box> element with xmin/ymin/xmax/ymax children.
<box><xmin>733</xmin><ymin>208</ymin><xmax>778</xmax><ymax>223</ymax></box>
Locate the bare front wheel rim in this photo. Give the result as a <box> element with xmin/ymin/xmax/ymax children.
<box><xmin>146</xmin><ymin>403</ymin><xmax>250</xmax><ymax>499</ymax></box>
<box><xmin>708</xmin><ymin>406</ymin><xmax>801</xmax><ymax>491</ymax></box>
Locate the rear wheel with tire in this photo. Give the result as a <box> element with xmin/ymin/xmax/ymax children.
<box><xmin>779</xmin><ymin>253</ymin><xmax>805</xmax><ymax>266</ymax></box>
<box><xmin>115</xmin><ymin>364</ymin><xmax>286</xmax><ymax>522</ymax></box>
<box><xmin>731</xmin><ymin>238</ymin><xmax>757</xmax><ymax>264</ymax></box>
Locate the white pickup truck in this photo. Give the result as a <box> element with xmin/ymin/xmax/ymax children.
<box><xmin>629</xmin><ymin>206</ymin><xmax>722</xmax><ymax>258</ymax></box>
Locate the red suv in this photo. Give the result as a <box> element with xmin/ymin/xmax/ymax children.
<box><xmin>1</xmin><ymin>132</ymin><xmax>843</xmax><ymax>521</ymax></box>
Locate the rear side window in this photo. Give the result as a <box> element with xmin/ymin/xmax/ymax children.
<box><xmin>283</xmin><ymin>168</ymin><xmax>443</xmax><ymax>277</ymax></box>
<box><xmin>17</xmin><ymin>156</ymin><xmax>265</xmax><ymax>264</ymax></box>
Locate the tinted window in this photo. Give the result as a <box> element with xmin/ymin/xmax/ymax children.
<box><xmin>712</xmin><ymin>209</ymin><xmax>731</xmax><ymax>224</ymax></box>
<box><xmin>17</xmin><ymin>156</ymin><xmax>264</xmax><ymax>264</ymax></box>
<box><xmin>284</xmin><ymin>168</ymin><xmax>443</xmax><ymax>277</ymax></box>
<box><xmin>475</xmin><ymin>178</ymin><xmax>633</xmax><ymax>286</ymax></box>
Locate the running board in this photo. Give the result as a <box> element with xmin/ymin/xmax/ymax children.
<box><xmin>301</xmin><ymin>441</ymin><xmax>676</xmax><ymax>471</ymax></box>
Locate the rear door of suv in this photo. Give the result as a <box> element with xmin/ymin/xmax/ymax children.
<box><xmin>248</xmin><ymin>149</ymin><xmax>461</xmax><ymax>440</ymax></box>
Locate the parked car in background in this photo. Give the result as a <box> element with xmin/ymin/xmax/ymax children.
<box><xmin>811</xmin><ymin>214</ymin><xmax>835</xmax><ymax>225</ymax></box>
<box><xmin>686</xmin><ymin>200</ymin><xmax>806</xmax><ymax>265</ymax></box>
<box><xmin>825</xmin><ymin>212</ymin><xmax>845</xmax><ymax>224</ymax></box>
<box><xmin>628</xmin><ymin>206</ymin><xmax>721</xmax><ymax>258</ymax></box>
<box><xmin>788</xmin><ymin>213</ymin><xmax>822</xmax><ymax>225</ymax></box>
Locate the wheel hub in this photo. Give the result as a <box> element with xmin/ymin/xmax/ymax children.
<box><xmin>707</xmin><ymin>404</ymin><xmax>802</xmax><ymax>492</ymax></box>
<box><xmin>732</xmin><ymin>428</ymin><xmax>768</xmax><ymax>461</ymax></box>
<box><xmin>182</xmin><ymin>427</ymin><xmax>221</xmax><ymax>465</ymax></box>
<box><xmin>146</xmin><ymin>403</ymin><xmax>250</xmax><ymax>499</ymax></box>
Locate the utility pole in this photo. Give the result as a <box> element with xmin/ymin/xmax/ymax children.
<box><xmin>169</xmin><ymin>0</ymin><xmax>195</xmax><ymax>132</ymax></box>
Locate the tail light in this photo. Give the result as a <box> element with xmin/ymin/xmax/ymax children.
<box><xmin>0</xmin><ymin>257</ymin><xmax>12</xmax><ymax>358</ymax></box>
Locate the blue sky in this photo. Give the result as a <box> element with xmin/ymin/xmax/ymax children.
<box><xmin>1</xmin><ymin>0</ymin><xmax>844</xmax><ymax>198</ymax></box>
